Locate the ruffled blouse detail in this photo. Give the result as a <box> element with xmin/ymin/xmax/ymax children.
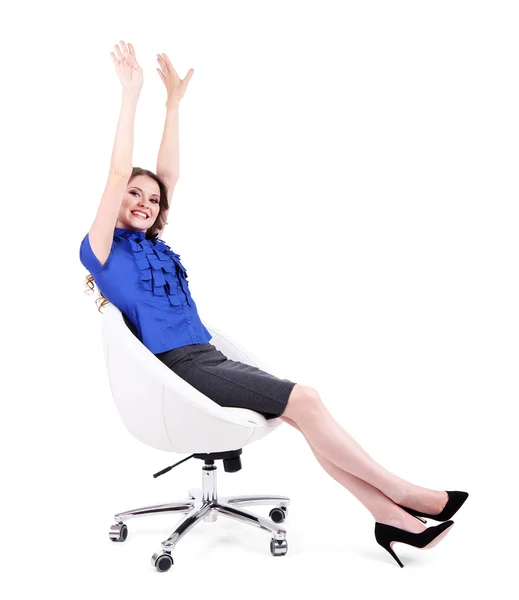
<box><xmin>113</xmin><ymin>228</ymin><xmax>193</xmax><ymax>307</ymax></box>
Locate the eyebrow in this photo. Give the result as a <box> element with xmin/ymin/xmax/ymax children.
<box><xmin>131</xmin><ymin>186</ymin><xmax>160</xmax><ymax>198</ymax></box>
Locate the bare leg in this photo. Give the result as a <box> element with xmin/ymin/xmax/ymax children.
<box><xmin>281</xmin><ymin>386</ymin><xmax>448</xmax><ymax>517</ymax></box>
<box><xmin>280</xmin><ymin>415</ymin><xmax>427</xmax><ymax>532</ymax></box>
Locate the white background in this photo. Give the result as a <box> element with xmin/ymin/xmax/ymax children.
<box><xmin>2</xmin><ymin>0</ymin><xmax>517</xmax><ymax>596</ymax></box>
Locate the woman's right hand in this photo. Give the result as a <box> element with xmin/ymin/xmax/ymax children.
<box><xmin>110</xmin><ymin>40</ymin><xmax>143</xmax><ymax>94</ymax></box>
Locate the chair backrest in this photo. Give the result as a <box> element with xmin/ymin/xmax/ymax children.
<box><xmin>100</xmin><ymin>303</ymin><xmax>282</xmax><ymax>454</ymax></box>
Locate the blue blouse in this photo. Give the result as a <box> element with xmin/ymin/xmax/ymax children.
<box><xmin>79</xmin><ymin>226</ymin><xmax>212</xmax><ymax>354</ymax></box>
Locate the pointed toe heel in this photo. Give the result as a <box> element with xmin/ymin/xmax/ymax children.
<box><xmin>397</xmin><ymin>490</ymin><xmax>468</xmax><ymax>522</ymax></box>
<box><xmin>374</xmin><ymin>520</ymin><xmax>455</xmax><ymax>568</ymax></box>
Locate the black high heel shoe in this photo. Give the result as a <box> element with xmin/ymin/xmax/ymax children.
<box><xmin>397</xmin><ymin>491</ymin><xmax>469</xmax><ymax>522</ymax></box>
<box><xmin>374</xmin><ymin>520</ymin><xmax>455</xmax><ymax>568</ymax></box>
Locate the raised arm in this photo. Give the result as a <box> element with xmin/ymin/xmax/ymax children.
<box><xmin>154</xmin><ymin>53</ymin><xmax>194</xmax><ymax>237</ymax></box>
<box><xmin>109</xmin><ymin>41</ymin><xmax>143</xmax><ymax>174</ymax></box>
<box><xmin>88</xmin><ymin>41</ymin><xmax>143</xmax><ymax>267</ymax></box>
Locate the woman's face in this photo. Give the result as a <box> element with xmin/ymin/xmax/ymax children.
<box><xmin>116</xmin><ymin>175</ymin><xmax>161</xmax><ymax>231</ymax></box>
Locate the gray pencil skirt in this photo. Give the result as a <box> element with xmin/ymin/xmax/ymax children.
<box><xmin>154</xmin><ymin>342</ymin><xmax>297</xmax><ymax>420</ymax></box>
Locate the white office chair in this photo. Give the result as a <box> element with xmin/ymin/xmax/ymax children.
<box><xmin>102</xmin><ymin>303</ymin><xmax>290</xmax><ymax>572</ymax></box>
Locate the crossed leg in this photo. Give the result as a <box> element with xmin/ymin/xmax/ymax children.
<box><xmin>278</xmin><ymin>384</ymin><xmax>448</xmax><ymax>531</ymax></box>
<box><xmin>280</xmin><ymin>414</ymin><xmax>430</xmax><ymax>530</ymax></box>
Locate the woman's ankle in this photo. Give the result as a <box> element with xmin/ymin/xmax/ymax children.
<box><xmin>374</xmin><ymin>511</ymin><xmax>427</xmax><ymax>533</ymax></box>
<box><xmin>398</xmin><ymin>486</ymin><xmax>448</xmax><ymax>513</ymax></box>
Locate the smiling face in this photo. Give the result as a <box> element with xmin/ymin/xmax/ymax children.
<box><xmin>116</xmin><ymin>175</ymin><xmax>161</xmax><ymax>231</ymax></box>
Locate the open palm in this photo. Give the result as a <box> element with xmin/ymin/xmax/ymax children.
<box><xmin>156</xmin><ymin>53</ymin><xmax>194</xmax><ymax>104</ymax></box>
<box><xmin>111</xmin><ymin>40</ymin><xmax>143</xmax><ymax>93</ymax></box>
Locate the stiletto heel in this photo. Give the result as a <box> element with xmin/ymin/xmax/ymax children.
<box><xmin>413</xmin><ymin>515</ymin><xmax>427</xmax><ymax>524</ymax></box>
<box><xmin>374</xmin><ymin>520</ymin><xmax>455</xmax><ymax>568</ymax></box>
<box><xmin>397</xmin><ymin>491</ymin><xmax>468</xmax><ymax>522</ymax></box>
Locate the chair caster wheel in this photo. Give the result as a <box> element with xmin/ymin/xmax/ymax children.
<box><xmin>151</xmin><ymin>551</ymin><xmax>174</xmax><ymax>572</ymax></box>
<box><xmin>270</xmin><ymin>537</ymin><xmax>288</xmax><ymax>556</ymax></box>
<box><xmin>109</xmin><ymin>523</ymin><xmax>128</xmax><ymax>542</ymax></box>
<box><xmin>269</xmin><ymin>507</ymin><xmax>287</xmax><ymax>523</ymax></box>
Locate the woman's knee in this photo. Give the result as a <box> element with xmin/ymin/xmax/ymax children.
<box><xmin>281</xmin><ymin>384</ymin><xmax>323</xmax><ymax>421</ymax></box>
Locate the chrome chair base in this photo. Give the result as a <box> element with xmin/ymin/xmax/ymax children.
<box><xmin>109</xmin><ymin>462</ymin><xmax>290</xmax><ymax>571</ymax></box>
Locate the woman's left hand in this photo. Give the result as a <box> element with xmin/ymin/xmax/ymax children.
<box><xmin>156</xmin><ymin>53</ymin><xmax>194</xmax><ymax>105</ymax></box>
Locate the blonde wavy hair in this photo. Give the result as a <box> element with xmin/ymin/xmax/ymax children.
<box><xmin>83</xmin><ymin>166</ymin><xmax>170</xmax><ymax>313</ymax></box>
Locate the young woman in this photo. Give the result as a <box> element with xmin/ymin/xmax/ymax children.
<box><xmin>80</xmin><ymin>41</ymin><xmax>468</xmax><ymax>568</ymax></box>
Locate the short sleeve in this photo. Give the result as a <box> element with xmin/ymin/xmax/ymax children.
<box><xmin>79</xmin><ymin>233</ymin><xmax>111</xmax><ymax>275</ymax></box>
